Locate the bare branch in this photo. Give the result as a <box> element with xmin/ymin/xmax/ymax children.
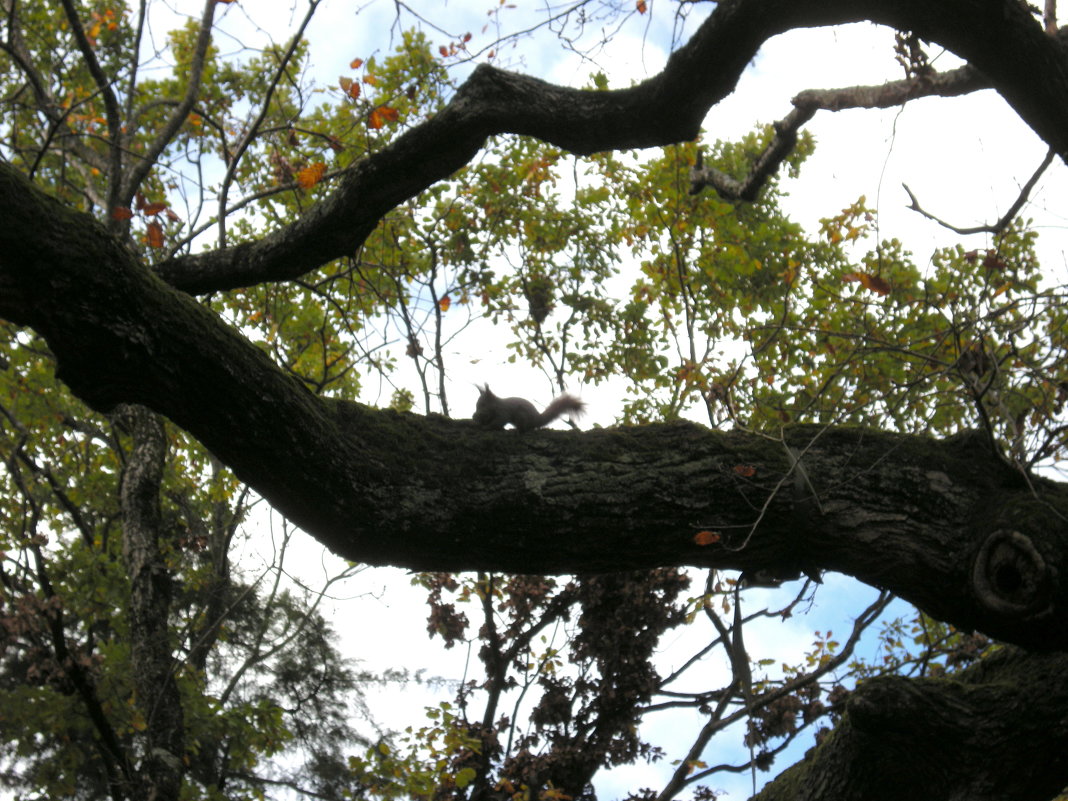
<box><xmin>56</xmin><ymin>0</ymin><xmax>123</xmax><ymax>212</ymax></box>
<box><xmin>216</xmin><ymin>0</ymin><xmax>322</xmax><ymax>247</ymax></box>
<box><xmin>903</xmin><ymin>148</ymin><xmax>1056</xmax><ymax>235</ymax></box>
<box><xmin>119</xmin><ymin>0</ymin><xmax>217</xmax><ymax>207</ymax></box>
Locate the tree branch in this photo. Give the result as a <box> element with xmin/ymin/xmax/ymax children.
<box><xmin>903</xmin><ymin>148</ymin><xmax>1056</xmax><ymax>234</ymax></box>
<box><xmin>57</xmin><ymin>0</ymin><xmax>123</xmax><ymax>212</ymax></box>
<box><xmin>152</xmin><ymin>0</ymin><xmax>1068</xmax><ymax>295</ymax></box>
<box><xmin>119</xmin><ymin>0</ymin><xmax>217</xmax><ymax>208</ymax></box>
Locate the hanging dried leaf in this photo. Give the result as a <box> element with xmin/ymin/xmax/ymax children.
<box><xmin>145</xmin><ymin>221</ymin><xmax>164</xmax><ymax>249</ymax></box>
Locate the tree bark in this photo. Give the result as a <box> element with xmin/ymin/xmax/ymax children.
<box><xmin>118</xmin><ymin>405</ymin><xmax>184</xmax><ymax>801</ymax></box>
<box><xmin>757</xmin><ymin>648</ymin><xmax>1068</xmax><ymax>801</ymax></box>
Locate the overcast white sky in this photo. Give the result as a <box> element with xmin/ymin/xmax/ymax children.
<box><xmin>150</xmin><ymin>1</ymin><xmax>1068</xmax><ymax>798</ymax></box>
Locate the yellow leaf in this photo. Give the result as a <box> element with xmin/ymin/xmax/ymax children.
<box><xmin>438</xmin><ymin>295</ymin><xmax>451</xmax><ymax>312</ymax></box>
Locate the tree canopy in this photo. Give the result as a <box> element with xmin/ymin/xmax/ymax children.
<box><xmin>1</xmin><ymin>1</ymin><xmax>1068</xmax><ymax>800</ymax></box>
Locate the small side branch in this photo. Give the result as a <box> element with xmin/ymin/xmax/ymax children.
<box><xmin>690</xmin><ymin>64</ymin><xmax>989</xmax><ymax>203</ymax></box>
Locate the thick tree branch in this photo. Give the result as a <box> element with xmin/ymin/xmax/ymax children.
<box><xmin>152</xmin><ymin>0</ymin><xmax>1068</xmax><ymax>294</ymax></box>
<box><xmin>689</xmin><ymin>105</ymin><xmax>816</xmax><ymax>200</ymax></box>
<box><xmin>1</xmin><ymin>164</ymin><xmax>1066</xmax><ymax>652</ymax></box>
<box><xmin>793</xmin><ymin>62</ymin><xmax>989</xmax><ymax>112</ymax></box>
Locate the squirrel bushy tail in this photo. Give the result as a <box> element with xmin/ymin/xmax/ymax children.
<box><xmin>536</xmin><ymin>393</ymin><xmax>585</xmax><ymax>429</ymax></box>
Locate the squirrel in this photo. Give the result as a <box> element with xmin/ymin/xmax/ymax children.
<box><xmin>473</xmin><ymin>384</ymin><xmax>585</xmax><ymax>431</ymax></box>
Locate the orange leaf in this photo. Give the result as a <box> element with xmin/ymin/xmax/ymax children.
<box><xmin>145</xmin><ymin>221</ymin><xmax>164</xmax><ymax>249</ymax></box>
<box><xmin>362</xmin><ymin>74</ymin><xmax>378</xmax><ymax>86</ymax></box>
<box><xmin>165</xmin><ymin>208</ymin><xmax>182</xmax><ymax>223</ymax></box>
<box><xmin>636</xmin><ymin>0</ymin><xmax>648</xmax><ymax>12</ymax></box>
<box><xmin>142</xmin><ymin>202</ymin><xmax>168</xmax><ymax>216</ymax></box>
<box><xmin>733</xmin><ymin>465</ymin><xmax>757</xmax><ymax>477</ymax></box>
<box><xmin>296</xmin><ymin>162</ymin><xmax>326</xmax><ymax>189</ymax></box>
<box><xmin>693</xmin><ymin>531</ymin><xmax>721</xmax><ymax>546</ymax></box>
<box><xmin>350</xmin><ymin>57</ymin><xmax>364</xmax><ymax>69</ymax></box>
<box><xmin>111</xmin><ymin>206</ymin><xmax>134</xmax><ymax>220</ymax></box>
<box><xmin>368</xmin><ymin>105</ymin><xmax>399</xmax><ymax>129</ymax></box>
<box><xmin>439</xmin><ymin>45</ymin><xmax>450</xmax><ymax>57</ymax></box>
<box><xmin>438</xmin><ymin>295</ymin><xmax>451</xmax><ymax>312</ymax></box>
